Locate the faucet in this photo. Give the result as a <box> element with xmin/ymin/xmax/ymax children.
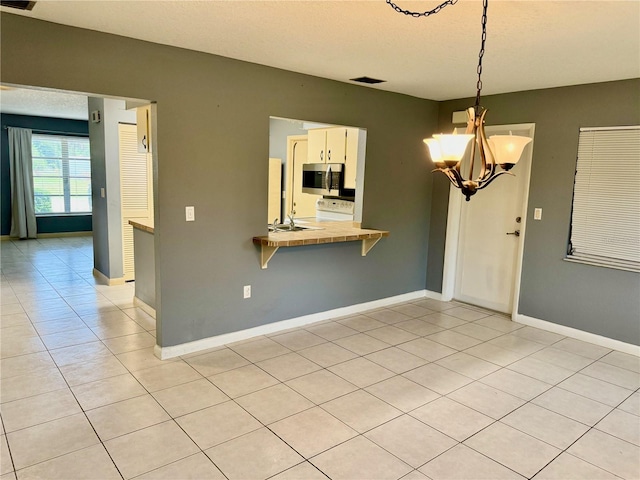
<box><xmin>287</xmin><ymin>210</ymin><xmax>296</xmax><ymax>230</ymax></box>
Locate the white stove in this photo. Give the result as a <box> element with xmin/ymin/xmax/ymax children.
<box><xmin>316</xmin><ymin>198</ymin><xmax>355</xmax><ymax>221</ymax></box>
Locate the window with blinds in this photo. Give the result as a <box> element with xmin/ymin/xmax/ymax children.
<box><xmin>567</xmin><ymin>126</ymin><xmax>640</xmax><ymax>272</ymax></box>
<box><xmin>31</xmin><ymin>134</ymin><xmax>91</xmax><ymax>215</ymax></box>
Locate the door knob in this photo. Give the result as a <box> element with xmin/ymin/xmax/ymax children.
<box><xmin>506</xmin><ymin>230</ymin><xmax>521</xmax><ymax>237</ymax></box>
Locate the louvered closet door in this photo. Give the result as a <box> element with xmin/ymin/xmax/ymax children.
<box><xmin>119</xmin><ymin>123</ymin><xmax>153</xmax><ymax>281</ymax></box>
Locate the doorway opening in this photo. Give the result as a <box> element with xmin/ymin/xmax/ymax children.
<box><xmin>0</xmin><ymin>83</ymin><xmax>158</xmax><ymax>328</ymax></box>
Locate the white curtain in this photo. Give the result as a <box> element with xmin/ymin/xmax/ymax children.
<box><xmin>8</xmin><ymin>127</ymin><xmax>37</xmax><ymax>239</ymax></box>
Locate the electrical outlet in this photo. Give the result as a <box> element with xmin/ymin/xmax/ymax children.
<box><xmin>243</xmin><ymin>285</ymin><xmax>251</xmax><ymax>299</ymax></box>
<box><xmin>534</xmin><ymin>208</ymin><xmax>542</xmax><ymax>220</ymax></box>
<box><xmin>185</xmin><ymin>206</ymin><xmax>195</xmax><ymax>222</ymax></box>
<box><xmin>100</xmin><ymin>188</ymin><xmax>105</xmax><ymax>198</ymax></box>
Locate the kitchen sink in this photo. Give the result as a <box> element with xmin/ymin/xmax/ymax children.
<box><xmin>269</xmin><ymin>224</ymin><xmax>323</xmax><ymax>232</ymax></box>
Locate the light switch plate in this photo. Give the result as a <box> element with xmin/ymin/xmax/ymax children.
<box><xmin>534</xmin><ymin>208</ymin><xmax>542</xmax><ymax>220</ymax></box>
<box><xmin>186</xmin><ymin>206</ymin><xmax>195</xmax><ymax>222</ymax></box>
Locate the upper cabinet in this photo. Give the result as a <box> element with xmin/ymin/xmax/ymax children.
<box><xmin>307</xmin><ymin>127</ymin><xmax>359</xmax><ymax>189</ymax></box>
<box><xmin>343</xmin><ymin>127</ymin><xmax>359</xmax><ymax>190</ymax></box>
<box><xmin>136</xmin><ymin>105</ymin><xmax>152</xmax><ymax>154</ymax></box>
<box><xmin>307</xmin><ymin>128</ymin><xmax>328</xmax><ymax>163</ymax></box>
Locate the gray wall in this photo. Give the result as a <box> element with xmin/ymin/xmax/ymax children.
<box><xmin>133</xmin><ymin>228</ymin><xmax>156</xmax><ymax>308</ymax></box>
<box><xmin>1</xmin><ymin>13</ymin><xmax>438</xmax><ymax>347</ymax></box>
<box><xmin>434</xmin><ymin>79</ymin><xmax>640</xmax><ymax>345</ymax></box>
<box><xmin>88</xmin><ymin>97</ymin><xmax>136</xmax><ymax>280</ymax></box>
<box><xmin>269</xmin><ymin>117</ymin><xmax>307</xmax><ymax>162</ymax></box>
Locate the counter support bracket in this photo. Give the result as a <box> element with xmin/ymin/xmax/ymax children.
<box><xmin>260</xmin><ymin>245</ymin><xmax>279</xmax><ymax>269</ymax></box>
<box><xmin>362</xmin><ymin>237</ymin><xmax>382</xmax><ymax>256</ymax></box>
<box><xmin>254</xmin><ymin>228</ymin><xmax>388</xmax><ymax>269</ymax></box>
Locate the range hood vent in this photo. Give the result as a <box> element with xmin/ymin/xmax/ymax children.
<box><xmin>350</xmin><ymin>76</ymin><xmax>386</xmax><ymax>85</ymax></box>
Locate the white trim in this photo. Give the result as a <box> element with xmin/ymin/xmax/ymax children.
<box><xmin>441</xmin><ymin>122</ymin><xmax>536</xmax><ymax>316</ymax></box>
<box><xmin>154</xmin><ymin>290</ymin><xmax>429</xmax><ymax>359</ymax></box>
<box><xmin>516</xmin><ymin>314</ymin><xmax>640</xmax><ymax>357</ymax></box>
<box><xmin>441</xmin><ymin>185</ymin><xmax>461</xmax><ymax>302</ymax></box>
<box><xmin>423</xmin><ymin>290</ymin><xmax>444</xmax><ymax>301</ymax></box>
<box><xmin>563</xmin><ymin>257</ymin><xmax>640</xmax><ymax>274</ymax></box>
<box><xmin>510</xmin><ymin>124</ymin><xmax>535</xmax><ymax>319</ymax></box>
<box><xmin>92</xmin><ymin>268</ymin><xmax>126</xmax><ymax>286</ymax></box>
<box><xmin>1</xmin><ymin>231</ymin><xmax>92</xmax><ymax>240</ymax></box>
<box><xmin>580</xmin><ymin>125</ymin><xmax>640</xmax><ymax>132</ymax></box>
<box><xmin>38</xmin><ymin>231</ymin><xmax>92</xmax><ymax>238</ymax></box>
<box><xmin>134</xmin><ymin>296</ymin><xmax>156</xmax><ymax>319</ymax></box>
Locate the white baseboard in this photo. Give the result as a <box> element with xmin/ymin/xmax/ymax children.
<box><xmin>423</xmin><ymin>290</ymin><xmax>444</xmax><ymax>301</ymax></box>
<box><xmin>134</xmin><ymin>297</ymin><xmax>156</xmax><ymax>319</ymax></box>
<box><xmin>1</xmin><ymin>231</ymin><xmax>92</xmax><ymax>241</ymax></box>
<box><xmin>516</xmin><ymin>314</ymin><xmax>640</xmax><ymax>357</ymax></box>
<box><xmin>155</xmin><ymin>290</ymin><xmax>429</xmax><ymax>359</ymax></box>
<box><xmin>38</xmin><ymin>231</ymin><xmax>93</xmax><ymax>238</ymax></box>
<box><xmin>92</xmin><ymin>268</ymin><xmax>126</xmax><ymax>286</ymax></box>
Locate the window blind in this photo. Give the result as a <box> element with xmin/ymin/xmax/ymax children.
<box><xmin>568</xmin><ymin>126</ymin><xmax>640</xmax><ymax>272</ymax></box>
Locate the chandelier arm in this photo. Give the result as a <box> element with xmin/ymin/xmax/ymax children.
<box><xmin>466</xmin><ymin>107</ymin><xmax>477</xmax><ymax>180</ymax></box>
<box><xmin>432</xmin><ymin>168</ymin><xmax>465</xmax><ymax>191</ymax></box>
<box><xmin>385</xmin><ymin>0</ymin><xmax>459</xmax><ymax>18</ymax></box>
<box><xmin>476</xmin><ymin>170</ymin><xmax>513</xmax><ymax>190</ymax></box>
<box><xmin>446</xmin><ymin>168</ymin><xmax>467</xmax><ymax>191</ymax></box>
<box><xmin>476</xmin><ymin>108</ymin><xmax>494</xmax><ymax>181</ymax></box>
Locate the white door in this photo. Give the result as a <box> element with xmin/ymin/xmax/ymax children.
<box><xmin>453</xmin><ymin>124</ymin><xmax>534</xmax><ymax>313</ymax></box>
<box><xmin>287</xmin><ymin>138</ymin><xmax>320</xmax><ymax>218</ymax></box>
<box><xmin>119</xmin><ymin>123</ymin><xmax>153</xmax><ymax>282</ymax></box>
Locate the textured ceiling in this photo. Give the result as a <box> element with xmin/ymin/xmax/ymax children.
<box><xmin>1</xmin><ymin>0</ymin><xmax>639</xmax><ymax>119</ymax></box>
<box><xmin>0</xmin><ymin>87</ymin><xmax>89</xmax><ymax>120</ymax></box>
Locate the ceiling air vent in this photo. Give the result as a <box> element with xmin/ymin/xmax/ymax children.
<box><xmin>350</xmin><ymin>76</ymin><xmax>386</xmax><ymax>85</ymax></box>
<box><xmin>0</xmin><ymin>1</ymin><xmax>36</xmax><ymax>10</ymax></box>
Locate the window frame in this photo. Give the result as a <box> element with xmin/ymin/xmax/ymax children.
<box><xmin>565</xmin><ymin>125</ymin><xmax>640</xmax><ymax>273</ymax></box>
<box><xmin>31</xmin><ymin>133</ymin><xmax>92</xmax><ymax>217</ymax></box>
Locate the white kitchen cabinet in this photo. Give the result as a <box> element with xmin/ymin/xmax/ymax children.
<box><xmin>136</xmin><ymin>105</ymin><xmax>152</xmax><ymax>154</ymax></box>
<box><xmin>307</xmin><ymin>128</ymin><xmax>327</xmax><ymax>163</ymax></box>
<box><xmin>307</xmin><ymin>127</ymin><xmax>347</xmax><ymax>164</ymax></box>
<box><xmin>343</xmin><ymin>127</ymin><xmax>359</xmax><ymax>190</ymax></box>
<box><xmin>307</xmin><ymin>126</ymin><xmax>359</xmax><ymax>189</ymax></box>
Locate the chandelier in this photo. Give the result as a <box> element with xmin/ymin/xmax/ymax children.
<box><xmin>387</xmin><ymin>0</ymin><xmax>532</xmax><ymax>201</ymax></box>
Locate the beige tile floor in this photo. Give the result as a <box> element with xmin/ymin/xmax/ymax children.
<box><xmin>1</xmin><ymin>236</ymin><xmax>639</xmax><ymax>480</ymax></box>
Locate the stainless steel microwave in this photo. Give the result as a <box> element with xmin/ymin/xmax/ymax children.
<box><xmin>302</xmin><ymin>163</ymin><xmax>344</xmax><ymax>196</ymax></box>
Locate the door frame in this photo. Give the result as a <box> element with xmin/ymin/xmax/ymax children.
<box><xmin>440</xmin><ymin>122</ymin><xmax>536</xmax><ymax>319</ymax></box>
<box><xmin>285</xmin><ymin>135</ymin><xmax>309</xmax><ymax>216</ymax></box>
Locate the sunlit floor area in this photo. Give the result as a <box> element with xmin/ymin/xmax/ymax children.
<box><xmin>1</xmin><ymin>237</ymin><xmax>639</xmax><ymax>480</ymax></box>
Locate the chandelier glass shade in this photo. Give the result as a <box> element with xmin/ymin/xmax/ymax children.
<box><xmin>387</xmin><ymin>0</ymin><xmax>533</xmax><ymax>201</ymax></box>
<box><xmin>423</xmin><ymin>106</ymin><xmax>532</xmax><ymax>201</ymax></box>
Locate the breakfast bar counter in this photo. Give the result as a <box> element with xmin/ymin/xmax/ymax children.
<box><xmin>252</xmin><ymin>221</ymin><xmax>389</xmax><ymax>269</ymax></box>
<box><xmin>129</xmin><ymin>219</ymin><xmax>156</xmax><ymax>316</ymax></box>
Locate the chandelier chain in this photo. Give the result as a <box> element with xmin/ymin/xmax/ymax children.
<box><xmin>475</xmin><ymin>0</ymin><xmax>489</xmax><ymax>110</ymax></box>
<box><xmin>384</xmin><ymin>0</ymin><xmax>458</xmax><ymax>18</ymax></box>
